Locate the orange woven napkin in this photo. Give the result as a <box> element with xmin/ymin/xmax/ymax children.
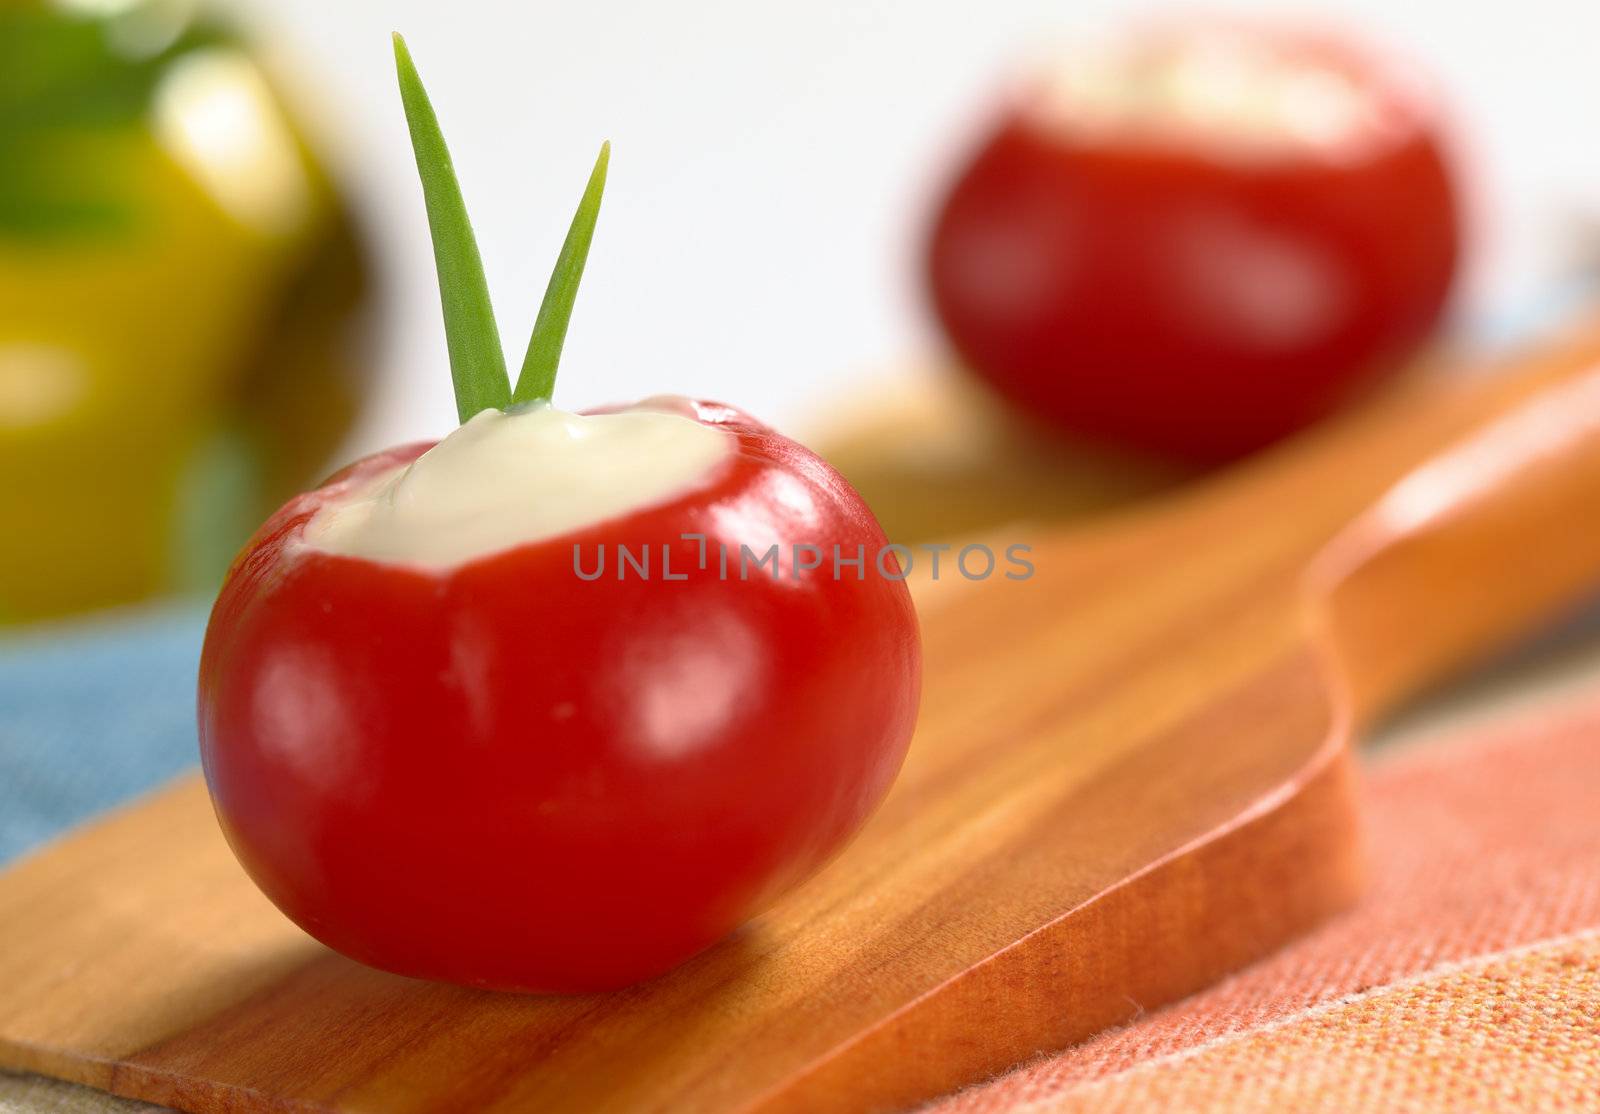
<box><xmin>926</xmin><ymin>691</ymin><xmax>1600</xmax><ymax>1113</ymax></box>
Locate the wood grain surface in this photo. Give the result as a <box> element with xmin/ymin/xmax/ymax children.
<box><xmin>5</xmin><ymin>320</ymin><xmax>1600</xmax><ymax>1113</ymax></box>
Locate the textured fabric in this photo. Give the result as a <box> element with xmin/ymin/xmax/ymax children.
<box><xmin>0</xmin><ymin>1073</ymin><xmax>156</xmax><ymax>1114</ymax></box>
<box><xmin>0</xmin><ymin>604</ymin><xmax>206</xmax><ymax>864</ymax></box>
<box><xmin>1019</xmin><ymin>932</ymin><xmax>1600</xmax><ymax>1113</ymax></box>
<box><xmin>928</xmin><ymin>692</ymin><xmax>1600</xmax><ymax>1112</ymax></box>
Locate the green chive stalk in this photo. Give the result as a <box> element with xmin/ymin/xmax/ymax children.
<box><xmin>393</xmin><ymin>32</ymin><xmax>608</xmax><ymax>423</ymax></box>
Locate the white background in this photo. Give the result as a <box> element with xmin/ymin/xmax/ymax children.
<box><xmin>232</xmin><ymin>0</ymin><xmax>1600</xmax><ymax>455</ymax></box>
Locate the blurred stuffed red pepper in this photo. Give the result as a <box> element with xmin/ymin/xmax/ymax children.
<box><xmin>927</xmin><ymin>20</ymin><xmax>1461</xmax><ymax>462</ymax></box>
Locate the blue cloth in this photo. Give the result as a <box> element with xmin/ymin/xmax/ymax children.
<box><xmin>0</xmin><ymin>603</ymin><xmax>208</xmax><ymax>864</ymax></box>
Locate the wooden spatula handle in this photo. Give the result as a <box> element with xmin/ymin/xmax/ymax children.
<box><xmin>1314</xmin><ymin>356</ymin><xmax>1600</xmax><ymax>723</ymax></box>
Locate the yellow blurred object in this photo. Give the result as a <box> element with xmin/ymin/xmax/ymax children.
<box><xmin>0</xmin><ymin>1</ymin><xmax>372</xmax><ymax>622</ymax></box>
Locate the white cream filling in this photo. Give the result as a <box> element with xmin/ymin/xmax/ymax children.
<box><xmin>1028</xmin><ymin>28</ymin><xmax>1392</xmax><ymax>159</ymax></box>
<box><xmin>301</xmin><ymin>404</ymin><xmax>733</xmax><ymax>569</ymax></box>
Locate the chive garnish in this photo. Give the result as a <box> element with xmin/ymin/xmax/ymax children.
<box><xmin>393</xmin><ymin>32</ymin><xmax>609</xmax><ymax>423</ymax></box>
<box><xmin>513</xmin><ymin>142</ymin><xmax>609</xmax><ymax>407</ymax></box>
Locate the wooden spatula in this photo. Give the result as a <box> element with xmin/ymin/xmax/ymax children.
<box><xmin>5</xmin><ymin>320</ymin><xmax>1600</xmax><ymax>1114</ymax></box>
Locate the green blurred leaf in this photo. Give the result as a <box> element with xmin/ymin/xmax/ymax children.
<box><xmin>0</xmin><ymin>5</ymin><xmax>227</xmax><ymax>238</ymax></box>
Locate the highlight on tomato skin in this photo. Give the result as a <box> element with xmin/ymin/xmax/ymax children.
<box><xmin>925</xmin><ymin>20</ymin><xmax>1463</xmax><ymax>464</ymax></box>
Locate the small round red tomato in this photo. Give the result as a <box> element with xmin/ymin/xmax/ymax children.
<box><xmin>197</xmin><ymin>37</ymin><xmax>920</xmax><ymax>994</ymax></box>
<box><xmin>926</xmin><ymin>21</ymin><xmax>1462</xmax><ymax>462</ymax></box>
<box><xmin>198</xmin><ymin>398</ymin><xmax>920</xmax><ymax>992</ymax></box>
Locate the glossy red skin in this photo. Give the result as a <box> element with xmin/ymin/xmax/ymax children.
<box><xmin>927</xmin><ymin>32</ymin><xmax>1461</xmax><ymax>463</ymax></box>
<box><xmin>198</xmin><ymin>399</ymin><xmax>921</xmax><ymax>993</ymax></box>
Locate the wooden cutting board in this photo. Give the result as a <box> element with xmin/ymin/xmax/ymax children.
<box><xmin>5</xmin><ymin>321</ymin><xmax>1600</xmax><ymax>1113</ymax></box>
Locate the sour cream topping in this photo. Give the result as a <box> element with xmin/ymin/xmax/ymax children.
<box><xmin>1028</xmin><ymin>26</ymin><xmax>1408</xmax><ymax>161</ymax></box>
<box><xmin>302</xmin><ymin>403</ymin><xmax>733</xmax><ymax>569</ymax></box>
